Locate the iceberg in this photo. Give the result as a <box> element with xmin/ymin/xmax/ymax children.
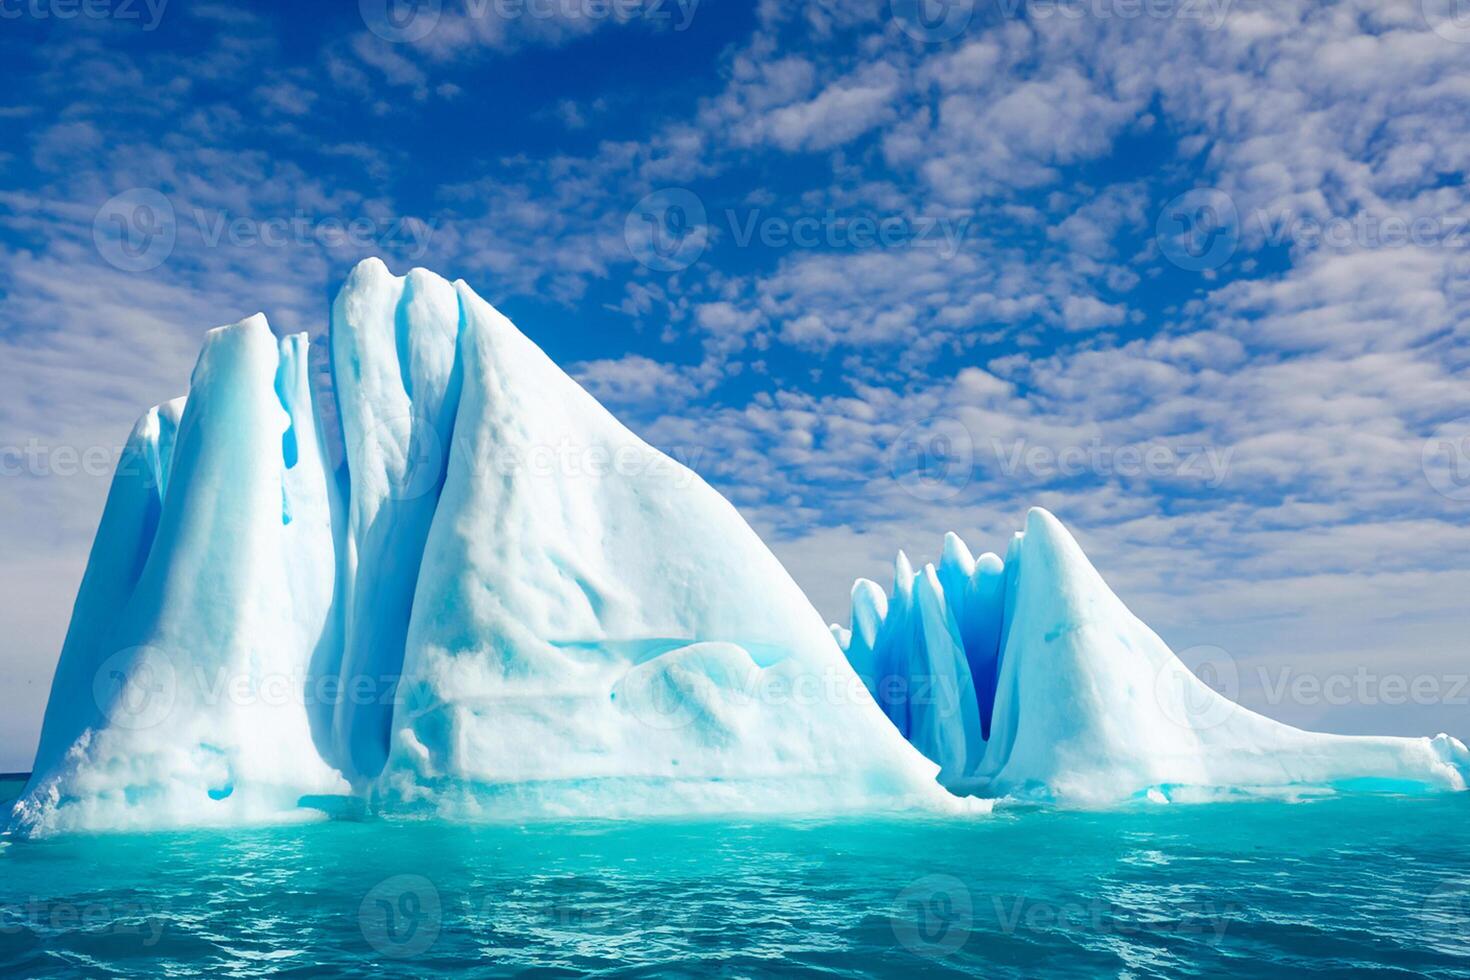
<box><xmin>9</xmin><ymin>261</ymin><xmax>960</xmax><ymax>837</ymax></box>
<box><xmin>9</xmin><ymin>258</ymin><xmax>1466</xmax><ymax>836</ymax></box>
<box><xmin>836</xmin><ymin>510</ymin><xmax>1470</xmax><ymax>803</ymax></box>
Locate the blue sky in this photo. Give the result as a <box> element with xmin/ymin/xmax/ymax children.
<box><xmin>2</xmin><ymin>0</ymin><xmax>1470</xmax><ymax>771</ymax></box>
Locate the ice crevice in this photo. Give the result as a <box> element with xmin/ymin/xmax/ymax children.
<box><xmin>7</xmin><ymin>258</ymin><xmax>1469</xmax><ymax>837</ymax></box>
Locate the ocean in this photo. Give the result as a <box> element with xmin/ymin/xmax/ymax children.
<box><xmin>2</xmin><ymin>777</ymin><xmax>1467</xmax><ymax>978</ymax></box>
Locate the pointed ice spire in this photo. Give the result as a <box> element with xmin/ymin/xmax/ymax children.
<box><xmin>850</xmin><ymin>579</ymin><xmax>888</xmax><ymax>653</ymax></box>
<box><xmin>893</xmin><ymin>549</ymin><xmax>916</xmax><ymax>604</ymax></box>
<box><xmin>907</xmin><ymin>564</ymin><xmax>986</xmax><ymax>785</ymax></box>
<box><xmin>937</xmin><ymin>531</ymin><xmax>975</xmax><ymax>627</ymax></box>
<box><xmin>998</xmin><ymin>531</ymin><xmax>1024</xmax><ymax>658</ymax></box>
<box><xmin>844</xmin><ymin>578</ymin><xmax>889</xmax><ymax>695</ymax></box>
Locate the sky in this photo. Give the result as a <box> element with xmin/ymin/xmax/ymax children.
<box><xmin>2</xmin><ymin>0</ymin><xmax>1469</xmax><ymax>773</ymax></box>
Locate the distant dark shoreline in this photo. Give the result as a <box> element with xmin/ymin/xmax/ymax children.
<box><xmin>1</xmin><ymin>773</ymin><xmax>30</xmax><ymax>780</ymax></box>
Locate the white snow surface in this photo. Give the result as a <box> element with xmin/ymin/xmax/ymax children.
<box><xmin>10</xmin><ymin>259</ymin><xmax>1466</xmax><ymax>836</ymax></box>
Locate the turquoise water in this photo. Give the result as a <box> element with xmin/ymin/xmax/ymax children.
<box><xmin>2</xmin><ymin>778</ymin><xmax>1468</xmax><ymax>978</ymax></box>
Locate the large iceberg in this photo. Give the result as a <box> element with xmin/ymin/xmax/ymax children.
<box><xmin>836</xmin><ymin>512</ymin><xmax>1470</xmax><ymax>803</ymax></box>
<box><xmin>9</xmin><ymin>259</ymin><xmax>1466</xmax><ymax>836</ymax></box>
<box><xmin>8</xmin><ymin>260</ymin><xmax>961</xmax><ymax>837</ymax></box>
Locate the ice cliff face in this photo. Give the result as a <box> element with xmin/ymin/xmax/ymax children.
<box><xmin>9</xmin><ymin>259</ymin><xmax>1467</xmax><ymax>837</ymax></box>
<box><xmin>836</xmin><ymin>511</ymin><xmax>1470</xmax><ymax>803</ymax></box>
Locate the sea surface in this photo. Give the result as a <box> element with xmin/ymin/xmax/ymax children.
<box><xmin>2</xmin><ymin>776</ymin><xmax>1468</xmax><ymax>978</ymax></box>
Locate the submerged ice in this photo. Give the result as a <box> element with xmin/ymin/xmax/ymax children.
<box><xmin>9</xmin><ymin>259</ymin><xmax>1468</xmax><ymax>836</ymax></box>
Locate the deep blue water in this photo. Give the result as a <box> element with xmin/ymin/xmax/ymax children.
<box><xmin>2</xmin><ymin>777</ymin><xmax>1468</xmax><ymax>978</ymax></box>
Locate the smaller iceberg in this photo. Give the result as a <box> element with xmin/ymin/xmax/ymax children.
<box><xmin>835</xmin><ymin>508</ymin><xmax>1470</xmax><ymax>804</ymax></box>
